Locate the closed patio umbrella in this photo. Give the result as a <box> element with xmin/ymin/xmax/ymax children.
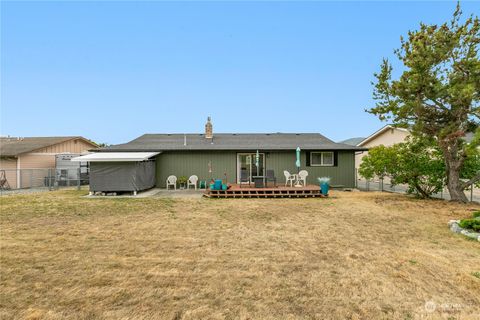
<box><xmin>208</xmin><ymin>161</ymin><xmax>212</xmax><ymax>180</ymax></box>
<box><xmin>295</xmin><ymin>147</ymin><xmax>301</xmax><ymax>173</ymax></box>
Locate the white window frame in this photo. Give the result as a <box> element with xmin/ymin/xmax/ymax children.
<box><xmin>310</xmin><ymin>151</ymin><xmax>334</xmax><ymax>167</ymax></box>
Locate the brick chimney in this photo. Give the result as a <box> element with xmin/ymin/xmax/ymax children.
<box><xmin>205</xmin><ymin>117</ymin><xmax>213</xmax><ymax>139</ymax></box>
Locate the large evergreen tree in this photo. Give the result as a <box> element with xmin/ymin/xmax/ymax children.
<box><xmin>368</xmin><ymin>3</ymin><xmax>480</xmax><ymax>202</ymax></box>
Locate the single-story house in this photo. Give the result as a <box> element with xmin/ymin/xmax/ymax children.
<box><xmin>0</xmin><ymin>136</ymin><xmax>97</xmax><ymax>188</ymax></box>
<box><xmin>77</xmin><ymin>118</ymin><xmax>366</xmax><ymax>192</ymax></box>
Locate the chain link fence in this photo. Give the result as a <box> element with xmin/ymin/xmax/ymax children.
<box><xmin>0</xmin><ymin>168</ymin><xmax>89</xmax><ymax>195</ymax></box>
<box><xmin>355</xmin><ymin>170</ymin><xmax>480</xmax><ymax>202</ymax></box>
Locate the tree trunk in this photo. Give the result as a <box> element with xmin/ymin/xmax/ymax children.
<box><xmin>414</xmin><ymin>183</ymin><xmax>431</xmax><ymax>199</ymax></box>
<box><xmin>445</xmin><ymin>157</ymin><xmax>468</xmax><ymax>203</ymax></box>
<box><xmin>440</xmin><ymin>138</ymin><xmax>468</xmax><ymax>202</ymax></box>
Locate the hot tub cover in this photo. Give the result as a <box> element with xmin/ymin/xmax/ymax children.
<box><xmin>89</xmin><ymin>161</ymin><xmax>156</xmax><ymax>192</ymax></box>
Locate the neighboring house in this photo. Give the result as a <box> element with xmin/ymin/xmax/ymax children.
<box><xmin>0</xmin><ymin>136</ymin><xmax>97</xmax><ymax>188</ymax></box>
<box><xmin>78</xmin><ymin>118</ymin><xmax>366</xmax><ymax>191</ymax></box>
<box><xmin>354</xmin><ymin>126</ymin><xmax>477</xmax><ymax>171</ymax></box>
<box><xmin>354</xmin><ymin>125</ymin><xmax>410</xmax><ymax>171</ymax></box>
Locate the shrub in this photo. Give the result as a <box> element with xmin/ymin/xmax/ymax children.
<box><xmin>317</xmin><ymin>177</ymin><xmax>331</xmax><ymax>185</ymax></box>
<box><xmin>178</xmin><ymin>176</ymin><xmax>188</xmax><ymax>184</ymax></box>
<box><xmin>358</xmin><ymin>139</ymin><xmax>446</xmax><ymax>198</ymax></box>
<box><xmin>472</xmin><ymin>211</ymin><xmax>480</xmax><ymax>219</ymax></box>
<box><xmin>458</xmin><ymin>219</ymin><xmax>480</xmax><ymax>232</ymax></box>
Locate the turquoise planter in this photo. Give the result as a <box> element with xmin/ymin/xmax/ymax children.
<box><xmin>320</xmin><ymin>183</ymin><xmax>329</xmax><ymax>195</ymax></box>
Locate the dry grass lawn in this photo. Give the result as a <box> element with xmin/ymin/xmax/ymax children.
<box><xmin>1</xmin><ymin>190</ymin><xmax>479</xmax><ymax>319</ymax></box>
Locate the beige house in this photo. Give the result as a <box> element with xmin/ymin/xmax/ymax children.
<box><xmin>0</xmin><ymin>136</ymin><xmax>97</xmax><ymax>189</ymax></box>
<box><xmin>355</xmin><ymin>125</ymin><xmax>410</xmax><ymax>170</ymax></box>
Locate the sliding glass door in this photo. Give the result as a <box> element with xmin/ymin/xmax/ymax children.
<box><xmin>237</xmin><ymin>153</ymin><xmax>265</xmax><ymax>183</ymax></box>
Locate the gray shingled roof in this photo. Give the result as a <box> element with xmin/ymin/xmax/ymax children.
<box><xmin>0</xmin><ymin>136</ymin><xmax>95</xmax><ymax>156</ymax></box>
<box><xmin>101</xmin><ymin>133</ymin><xmax>367</xmax><ymax>152</ymax></box>
<box><xmin>339</xmin><ymin>137</ymin><xmax>365</xmax><ymax>146</ymax></box>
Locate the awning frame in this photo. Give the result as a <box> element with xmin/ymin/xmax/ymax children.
<box><xmin>70</xmin><ymin>152</ymin><xmax>161</xmax><ymax>162</ymax></box>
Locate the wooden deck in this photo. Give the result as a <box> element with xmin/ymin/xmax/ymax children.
<box><xmin>204</xmin><ymin>184</ymin><xmax>327</xmax><ymax>199</ymax></box>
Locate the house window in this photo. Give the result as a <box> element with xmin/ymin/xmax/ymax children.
<box><xmin>310</xmin><ymin>152</ymin><xmax>334</xmax><ymax>166</ymax></box>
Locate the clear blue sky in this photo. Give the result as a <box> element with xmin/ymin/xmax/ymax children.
<box><xmin>2</xmin><ymin>1</ymin><xmax>479</xmax><ymax>145</ymax></box>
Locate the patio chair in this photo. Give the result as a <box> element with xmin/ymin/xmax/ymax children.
<box><xmin>240</xmin><ymin>169</ymin><xmax>250</xmax><ymax>188</ymax></box>
<box><xmin>298</xmin><ymin>170</ymin><xmax>308</xmax><ymax>186</ymax></box>
<box><xmin>187</xmin><ymin>175</ymin><xmax>198</xmax><ymax>190</ymax></box>
<box><xmin>265</xmin><ymin>169</ymin><xmax>276</xmax><ymax>187</ymax></box>
<box><xmin>284</xmin><ymin>170</ymin><xmax>295</xmax><ymax>187</ymax></box>
<box><xmin>166</xmin><ymin>175</ymin><xmax>177</xmax><ymax>190</ymax></box>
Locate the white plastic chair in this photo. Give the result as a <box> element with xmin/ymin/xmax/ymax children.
<box><xmin>284</xmin><ymin>170</ymin><xmax>295</xmax><ymax>187</ymax></box>
<box><xmin>166</xmin><ymin>175</ymin><xmax>177</xmax><ymax>190</ymax></box>
<box><xmin>298</xmin><ymin>170</ymin><xmax>308</xmax><ymax>186</ymax></box>
<box><xmin>187</xmin><ymin>175</ymin><xmax>198</xmax><ymax>190</ymax></box>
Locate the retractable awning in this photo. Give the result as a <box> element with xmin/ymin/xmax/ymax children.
<box><xmin>71</xmin><ymin>152</ymin><xmax>160</xmax><ymax>162</ymax></box>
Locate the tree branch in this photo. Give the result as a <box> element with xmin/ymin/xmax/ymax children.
<box><xmin>461</xmin><ymin>172</ymin><xmax>480</xmax><ymax>189</ymax></box>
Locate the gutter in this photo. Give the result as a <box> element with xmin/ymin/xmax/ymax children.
<box><xmin>91</xmin><ymin>147</ymin><xmax>369</xmax><ymax>152</ymax></box>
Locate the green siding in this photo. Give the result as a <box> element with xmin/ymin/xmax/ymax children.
<box><xmin>156</xmin><ymin>151</ymin><xmax>237</xmax><ymax>188</ymax></box>
<box><xmin>156</xmin><ymin>150</ymin><xmax>355</xmax><ymax>188</ymax></box>
<box><xmin>266</xmin><ymin>151</ymin><xmax>355</xmax><ymax>187</ymax></box>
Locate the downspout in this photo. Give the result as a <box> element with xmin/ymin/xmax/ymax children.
<box><xmin>16</xmin><ymin>156</ymin><xmax>20</xmax><ymax>189</ymax></box>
